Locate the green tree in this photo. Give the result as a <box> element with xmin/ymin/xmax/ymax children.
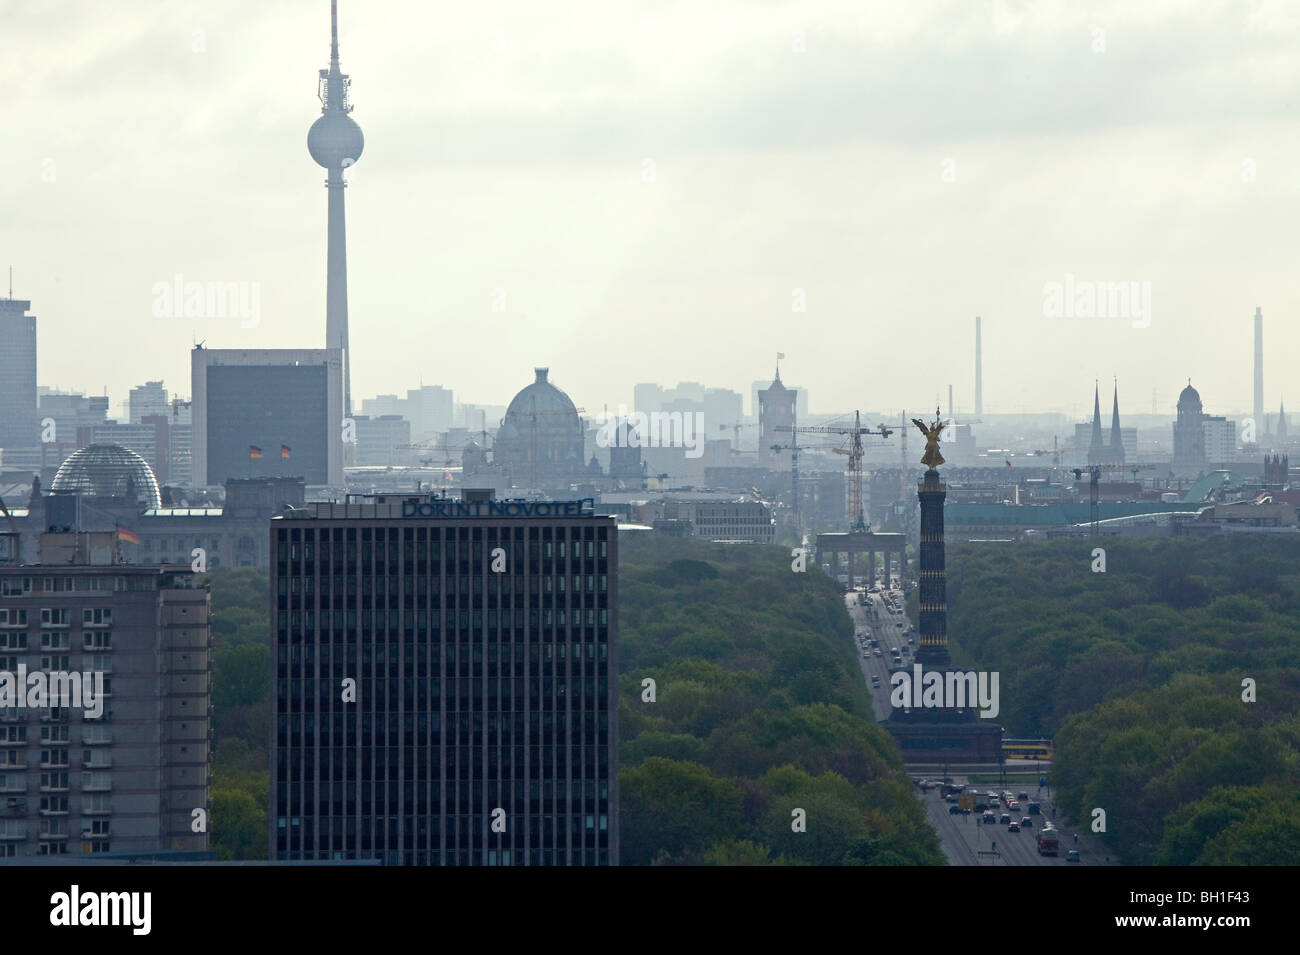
<box><xmin>620</xmin><ymin>758</ymin><xmax>744</xmax><ymax>865</ymax></box>
<box><xmin>211</xmin><ymin>788</ymin><xmax>266</xmax><ymax>861</ymax></box>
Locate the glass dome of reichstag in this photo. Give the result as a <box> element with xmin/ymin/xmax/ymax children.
<box><xmin>50</xmin><ymin>444</ymin><xmax>162</xmax><ymax>509</ymax></box>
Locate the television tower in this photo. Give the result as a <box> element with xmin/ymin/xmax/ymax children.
<box><xmin>308</xmin><ymin>0</ymin><xmax>364</xmax><ymax>417</ymax></box>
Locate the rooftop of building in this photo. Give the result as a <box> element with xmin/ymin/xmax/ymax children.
<box><xmin>946</xmin><ymin>500</ymin><xmax>1206</xmax><ymax>525</ymax></box>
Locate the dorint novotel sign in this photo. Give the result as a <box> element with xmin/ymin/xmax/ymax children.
<box><xmin>400</xmin><ymin>497</ymin><xmax>597</xmax><ymax>519</ymax></box>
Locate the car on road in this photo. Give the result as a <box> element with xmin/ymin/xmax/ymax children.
<box><xmin>1007</xmin><ymin>821</ymin><xmax>1020</xmax><ymax>832</ymax></box>
<box><xmin>1009</xmin><ymin>800</ymin><xmax>1020</xmax><ymax>811</ymax></box>
<box><xmin>1066</xmin><ymin>849</ymin><xmax>1080</xmax><ymax>863</ymax></box>
<box><xmin>1027</xmin><ymin>802</ymin><xmax>1040</xmax><ymax>814</ymax></box>
<box><xmin>949</xmin><ymin>804</ymin><xmax>963</xmax><ymax>814</ymax></box>
<box><xmin>871</xmin><ymin>676</ymin><xmax>880</xmax><ymax>688</ymax></box>
<box><xmin>873</xmin><ymin>648</ymin><xmax>882</xmax><ymax>657</ymax></box>
<box><xmin>1018</xmin><ymin>791</ymin><xmax>1029</xmax><ymax>800</ymax></box>
<box><xmin>1021</xmin><ymin>816</ymin><xmax>1033</xmax><ymax>828</ymax></box>
<box><xmin>999</xmin><ymin>813</ymin><xmax>1011</xmax><ymax>825</ymax></box>
<box><xmin>981</xmin><ymin>811</ymin><xmax>995</xmax><ymax>824</ymax></box>
<box><xmin>973</xmin><ymin>800</ymin><xmax>989</xmax><ymax>812</ymax></box>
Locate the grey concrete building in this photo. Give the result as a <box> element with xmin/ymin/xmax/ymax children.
<box><xmin>128</xmin><ymin>381</ymin><xmax>169</xmax><ymax>425</ymax></box>
<box><xmin>0</xmin><ymin>534</ymin><xmax>210</xmax><ymax>859</ymax></box>
<box><xmin>91</xmin><ymin>420</ymin><xmax>171</xmax><ymax>485</ymax></box>
<box><xmin>0</xmin><ymin>296</ymin><xmax>38</xmax><ymax>458</ymax></box>
<box><xmin>191</xmin><ymin>347</ymin><xmax>345</xmax><ymax>488</ymax></box>
<box><xmin>29</xmin><ymin>390</ymin><xmax>112</xmax><ymax>477</ymax></box>
<box><xmin>269</xmin><ymin>490</ymin><xmax>618</xmax><ymax>865</ymax></box>
<box><xmin>689</xmin><ymin>501</ymin><xmax>775</xmax><ymax>543</ymax></box>
<box><xmin>353</xmin><ymin>415</ymin><xmax>413</xmax><ymax>467</ymax></box>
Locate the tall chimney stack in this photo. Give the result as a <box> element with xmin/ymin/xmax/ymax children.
<box><xmin>1254</xmin><ymin>306</ymin><xmax>1263</xmax><ymax>436</ymax></box>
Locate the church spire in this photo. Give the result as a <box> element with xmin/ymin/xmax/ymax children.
<box><xmin>1090</xmin><ymin>381</ymin><xmax>1103</xmax><ymax>449</ymax></box>
<box><xmin>1110</xmin><ymin>379</ymin><xmax>1123</xmax><ymax>455</ymax></box>
<box><xmin>1279</xmin><ymin>399</ymin><xmax>1288</xmax><ymax>441</ymax></box>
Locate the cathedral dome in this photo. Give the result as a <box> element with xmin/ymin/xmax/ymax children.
<box><xmin>505</xmin><ymin>368</ymin><xmax>579</xmax><ymax>420</ymax></box>
<box><xmin>495</xmin><ymin>369</ymin><xmax>585</xmax><ymax>486</ymax></box>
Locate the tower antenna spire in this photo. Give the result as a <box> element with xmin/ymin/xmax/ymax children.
<box><xmin>331</xmin><ymin>0</ymin><xmax>340</xmax><ymax>71</ymax></box>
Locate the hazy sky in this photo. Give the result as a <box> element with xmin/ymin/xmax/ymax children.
<box><xmin>5</xmin><ymin>0</ymin><xmax>1299</xmax><ymax>425</ymax></box>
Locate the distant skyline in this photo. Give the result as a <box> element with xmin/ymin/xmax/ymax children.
<box><xmin>5</xmin><ymin>1</ymin><xmax>1298</xmax><ymax>425</ymax></box>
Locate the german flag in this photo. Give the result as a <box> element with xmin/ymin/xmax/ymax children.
<box><xmin>249</xmin><ymin>445</ymin><xmax>263</xmax><ymax>459</ymax></box>
<box><xmin>281</xmin><ymin>445</ymin><xmax>291</xmax><ymax>459</ymax></box>
<box><xmin>116</xmin><ymin>526</ymin><xmax>140</xmax><ymax>545</ymax></box>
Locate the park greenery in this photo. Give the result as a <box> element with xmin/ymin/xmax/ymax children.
<box><xmin>616</xmin><ymin>535</ymin><xmax>942</xmax><ymax>865</ymax></box>
<box><xmin>207</xmin><ymin>568</ymin><xmax>270</xmax><ymax>860</ymax></box>
<box><xmin>941</xmin><ymin>536</ymin><xmax>1300</xmax><ymax>865</ymax></box>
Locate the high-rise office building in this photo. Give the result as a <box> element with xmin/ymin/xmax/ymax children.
<box><xmin>0</xmin><ymin>533</ymin><xmax>210</xmax><ymax>858</ymax></box>
<box><xmin>0</xmin><ymin>296</ymin><xmax>38</xmax><ymax>455</ymax></box>
<box><xmin>268</xmin><ymin>490</ymin><xmax>618</xmax><ymax>865</ymax></box>
<box><xmin>129</xmin><ymin>381</ymin><xmax>170</xmax><ymax>425</ymax></box>
<box><xmin>191</xmin><ymin>347</ymin><xmax>345</xmax><ymax>487</ymax></box>
<box><xmin>170</xmin><ymin>399</ymin><xmax>193</xmax><ymax>487</ymax></box>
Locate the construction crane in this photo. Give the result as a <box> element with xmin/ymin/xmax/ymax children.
<box><xmin>642</xmin><ymin>473</ymin><xmax>691</xmax><ymax>491</ymax></box>
<box><xmin>398</xmin><ymin>442</ymin><xmax>458</xmax><ymax>468</ymax></box>
<box><xmin>1071</xmin><ymin>463</ymin><xmax>1155</xmax><ymax>536</ymax></box>
<box><xmin>777</xmin><ymin>412</ymin><xmax>893</xmax><ymax>531</ymax></box>
<box><xmin>718</xmin><ymin>421</ymin><xmax>759</xmax><ymax>455</ymax></box>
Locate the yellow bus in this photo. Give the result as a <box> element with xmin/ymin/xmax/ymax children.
<box><xmin>1002</xmin><ymin>738</ymin><xmax>1053</xmax><ymax>760</ymax></box>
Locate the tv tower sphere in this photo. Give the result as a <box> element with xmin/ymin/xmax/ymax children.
<box><xmin>308</xmin><ymin>111</ymin><xmax>363</xmax><ymax>169</ymax></box>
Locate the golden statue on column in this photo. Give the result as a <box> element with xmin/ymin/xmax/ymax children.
<box><xmin>911</xmin><ymin>407</ymin><xmax>947</xmax><ymax>470</ymax></box>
